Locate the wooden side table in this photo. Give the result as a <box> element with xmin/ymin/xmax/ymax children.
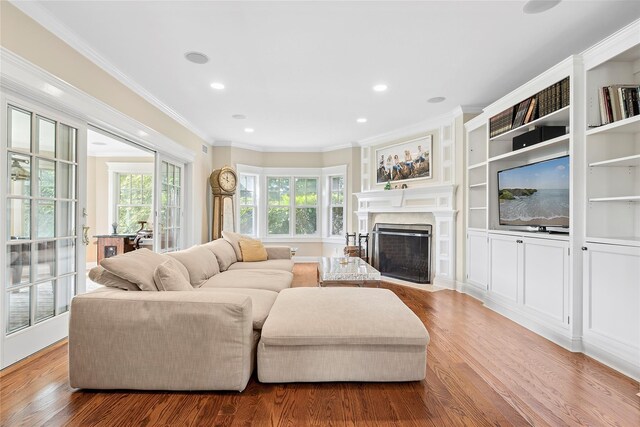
<box><xmin>95</xmin><ymin>234</ymin><xmax>136</xmax><ymax>264</ymax></box>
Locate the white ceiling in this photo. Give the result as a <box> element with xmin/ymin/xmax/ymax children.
<box><xmin>17</xmin><ymin>1</ymin><xmax>640</xmax><ymax>150</ymax></box>
<box><xmin>87</xmin><ymin>129</ymin><xmax>154</xmax><ymax>157</ymax></box>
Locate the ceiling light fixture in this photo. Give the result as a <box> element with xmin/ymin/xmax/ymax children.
<box><xmin>373</xmin><ymin>84</ymin><xmax>388</xmax><ymax>92</ymax></box>
<box><xmin>232</xmin><ymin>114</ymin><xmax>247</xmax><ymax>120</ymax></box>
<box><xmin>356</xmin><ymin>118</ymin><xmax>368</xmax><ymax>123</ymax></box>
<box><xmin>523</xmin><ymin>0</ymin><xmax>561</xmax><ymax>14</ymax></box>
<box><xmin>244</xmin><ymin>128</ymin><xmax>254</xmax><ymax>133</ymax></box>
<box><xmin>184</xmin><ymin>51</ymin><xmax>209</xmax><ymax>64</ymax></box>
<box><xmin>428</xmin><ymin>97</ymin><xmax>446</xmax><ymax>103</ymax></box>
<box><xmin>210</xmin><ymin>82</ymin><xmax>225</xmax><ymax>90</ymax></box>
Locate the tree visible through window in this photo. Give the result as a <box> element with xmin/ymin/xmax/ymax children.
<box><xmin>267</xmin><ymin>177</ymin><xmax>290</xmax><ymax>235</ymax></box>
<box><xmin>329</xmin><ymin>176</ymin><xmax>344</xmax><ymax>236</ymax></box>
<box><xmin>295</xmin><ymin>178</ymin><xmax>318</xmax><ymax>235</ymax></box>
<box><xmin>117</xmin><ymin>173</ymin><xmax>152</xmax><ymax>234</ymax></box>
<box><xmin>239</xmin><ymin>175</ymin><xmax>257</xmax><ymax>235</ymax></box>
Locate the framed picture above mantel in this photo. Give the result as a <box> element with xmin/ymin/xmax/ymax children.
<box><xmin>375</xmin><ymin>135</ymin><xmax>432</xmax><ymax>184</ymax></box>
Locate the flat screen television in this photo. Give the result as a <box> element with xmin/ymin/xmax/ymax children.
<box><xmin>498</xmin><ymin>155</ymin><xmax>570</xmax><ymax>229</ymax></box>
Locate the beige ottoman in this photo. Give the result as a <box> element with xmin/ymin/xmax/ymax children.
<box><xmin>257</xmin><ymin>287</ymin><xmax>430</xmax><ymax>383</ymax></box>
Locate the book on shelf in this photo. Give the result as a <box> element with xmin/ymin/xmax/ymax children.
<box><xmin>512</xmin><ymin>98</ymin><xmax>532</xmax><ymax>129</ymax></box>
<box><xmin>489</xmin><ymin>107</ymin><xmax>515</xmax><ymax>138</ymax></box>
<box><xmin>524</xmin><ymin>96</ymin><xmax>537</xmax><ymax>124</ymax></box>
<box><xmin>598</xmin><ymin>84</ymin><xmax>640</xmax><ymax>125</ymax></box>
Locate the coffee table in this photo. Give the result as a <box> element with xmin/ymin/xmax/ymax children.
<box><xmin>317</xmin><ymin>257</ymin><xmax>381</xmax><ymax>287</ymax></box>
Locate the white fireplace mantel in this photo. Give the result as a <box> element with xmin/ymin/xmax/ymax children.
<box><xmin>354</xmin><ymin>185</ymin><xmax>458</xmax><ymax>288</ymax></box>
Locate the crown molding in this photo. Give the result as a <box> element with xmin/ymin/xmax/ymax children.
<box><xmin>581</xmin><ymin>17</ymin><xmax>640</xmax><ymax>70</ymax></box>
<box><xmin>212</xmin><ymin>139</ymin><xmax>358</xmax><ymax>153</ymax></box>
<box><xmin>355</xmin><ymin>106</ymin><xmax>471</xmax><ymax>147</ymax></box>
<box><xmin>1</xmin><ymin>47</ymin><xmax>196</xmax><ymax>162</ymax></box>
<box><xmin>9</xmin><ymin>0</ymin><xmax>212</xmax><ymax>145</ymax></box>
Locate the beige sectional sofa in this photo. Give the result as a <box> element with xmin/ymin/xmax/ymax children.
<box><xmin>70</xmin><ymin>234</ymin><xmax>430</xmax><ymax>392</ymax></box>
<box><xmin>70</xmin><ymin>235</ymin><xmax>293</xmax><ymax>391</ymax></box>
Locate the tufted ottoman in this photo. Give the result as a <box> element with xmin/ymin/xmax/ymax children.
<box><xmin>257</xmin><ymin>287</ymin><xmax>430</xmax><ymax>383</ymax></box>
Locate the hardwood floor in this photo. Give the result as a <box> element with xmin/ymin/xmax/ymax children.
<box><xmin>1</xmin><ymin>264</ymin><xmax>638</xmax><ymax>426</ymax></box>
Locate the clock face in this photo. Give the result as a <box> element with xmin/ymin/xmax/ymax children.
<box><xmin>219</xmin><ymin>169</ymin><xmax>237</xmax><ymax>193</ymax></box>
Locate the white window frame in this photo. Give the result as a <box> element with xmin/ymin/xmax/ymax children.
<box><xmin>238</xmin><ymin>173</ymin><xmax>259</xmax><ymax>237</ymax></box>
<box><xmin>106</xmin><ymin>162</ymin><xmax>154</xmax><ymax>234</ymax></box>
<box><xmin>236</xmin><ymin>164</ymin><xmax>347</xmax><ymax>242</ymax></box>
<box><xmin>327</xmin><ymin>174</ymin><xmax>346</xmax><ymax>238</ymax></box>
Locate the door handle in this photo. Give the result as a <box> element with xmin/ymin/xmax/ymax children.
<box><xmin>82</xmin><ymin>226</ymin><xmax>90</xmax><ymax>246</ymax></box>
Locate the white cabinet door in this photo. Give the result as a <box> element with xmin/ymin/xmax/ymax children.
<box><xmin>522</xmin><ymin>238</ymin><xmax>569</xmax><ymax>325</ymax></box>
<box><xmin>488</xmin><ymin>234</ymin><xmax>519</xmax><ymax>302</ymax></box>
<box><xmin>467</xmin><ymin>231</ymin><xmax>487</xmax><ymax>288</ymax></box>
<box><xmin>583</xmin><ymin>243</ymin><xmax>640</xmax><ymax>352</ymax></box>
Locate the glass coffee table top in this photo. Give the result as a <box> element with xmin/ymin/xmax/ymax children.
<box><xmin>318</xmin><ymin>257</ymin><xmax>381</xmax><ymax>286</ymax></box>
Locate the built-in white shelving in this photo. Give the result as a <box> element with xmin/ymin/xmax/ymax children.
<box><xmin>469</xmin><ymin>182</ymin><xmax>487</xmax><ymax>188</ymax></box>
<box><xmin>488</xmin><ymin>134</ymin><xmax>570</xmax><ymax>163</ymax></box>
<box><xmin>589</xmin><ymin>154</ymin><xmax>640</xmax><ymax>168</ymax></box>
<box><xmin>469</xmin><ymin>207</ymin><xmax>487</xmax><ymax>210</ymax></box>
<box><xmin>589</xmin><ymin>196</ymin><xmax>640</xmax><ymax>202</ymax></box>
<box><xmin>586</xmin><ymin>114</ymin><xmax>640</xmax><ymax>136</ymax></box>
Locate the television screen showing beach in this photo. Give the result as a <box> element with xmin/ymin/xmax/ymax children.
<box><xmin>498</xmin><ymin>156</ymin><xmax>570</xmax><ymax>227</ymax></box>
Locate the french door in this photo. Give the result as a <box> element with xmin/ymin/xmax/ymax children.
<box><xmin>1</xmin><ymin>100</ymin><xmax>85</xmax><ymax>368</ymax></box>
<box><xmin>156</xmin><ymin>156</ymin><xmax>184</xmax><ymax>253</ymax></box>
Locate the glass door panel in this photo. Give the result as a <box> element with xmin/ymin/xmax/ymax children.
<box><xmin>3</xmin><ymin>104</ymin><xmax>81</xmax><ymax>367</ymax></box>
<box><xmin>157</xmin><ymin>158</ymin><xmax>183</xmax><ymax>253</ymax></box>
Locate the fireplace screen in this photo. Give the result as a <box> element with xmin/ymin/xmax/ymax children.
<box><xmin>372</xmin><ymin>223</ymin><xmax>432</xmax><ymax>284</ymax></box>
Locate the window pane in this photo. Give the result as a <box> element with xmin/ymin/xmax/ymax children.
<box><xmin>7</xmin><ymin>243</ymin><xmax>31</xmax><ymax>286</ymax></box>
<box><xmin>58</xmin><ymin>124</ymin><xmax>76</xmax><ymax>162</ymax></box>
<box><xmin>35</xmin><ymin>280</ymin><xmax>55</xmax><ymax>323</ymax></box>
<box><xmin>268</xmin><ymin>177</ymin><xmax>289</xmax><ymax>206</ymax></box>
<box><xmin>8</xmin><ymin>198</ymin><xmax>30</xmax><ymax>239</ymax></box>
<box><xmin>9</xmin><ymin>107</ymin><xmax>31</xmax><ymax>151</ymax></box>
<box><xmin>57</xmin><ymin>239</ymin><xmax>75</xmax><ymax>275</ymax></box>
<box><xmin>175</xmin><ymin>167</ymin><xmax>181</xmax><ymax>186</ymax></box>
<box><xmin>58</xmin><ymin>162</ymin><xmax>75</xmax><ymax>199</ymax></box>
<box><xmin>57</xmin><ymin>202</ymin><xmax>75</xmax><ymax>237</ymax></box>
<box><xmin>57</xmin><ymin>275</ymin><xmax>75</xmax><ymax>314</ymax></box>
<box><xmin>8</xmin><ymin>287</ymin><xmax>31</xmax><ymax>333</ymax></box>
<box><xmin>118</xmin><ymin>206</ymin><xmax>151</xmax><ymax>234</ymax></box>
<box><xmin>36</xmin><ymin>117</ymin><xmax>56</xmax><ymax>158</ymax></box>
<box><xmin>331</xmin><ymin>207</ymin><xmax>344</xmax><ymax>236</ymax></box>
<box><xmin>295</xmin><ymin>207</ymin><xmax>317</xmax><ymax>235</ymax></box>
<box><xmin>36</xmin><ymin>241</ymin><xmax>55</xmax><ymax>281</ymax></box>
<box><xmin>240</xmin><ymin>207</ymin><xmax>254</xmax><ymax>235</ymax></box>
<box><xmin>143</xmin><ymin>175</ymin><xmax>153</xmax><ymax>204</ymax></box>
<box><xmin>9</xmin><ymin>153</ymin><xmax>31</xmax><ymax>196</ymax></box>
<box><xmin>240</xmin><ymin>175</ymin><xmax>255</xmax><ymax>205</ymax></box>
<box><xmin>36</xmin><ymin>200</ymin><xmax>55</xmax><ymax>238</ymax></box>
<box><xmin>268</xmin><ymin>207</ymin><xmax>289</xmax><ymax>234</ymax></box>
<box><xmin>37</xmin><ymin>158</ymin><xmax>56</xmax><ymax>198</ymax></box>
<box><xmin>295</xmin><ymin>178</ymin><xmax>317</xmax><ymax>206</ymax></box>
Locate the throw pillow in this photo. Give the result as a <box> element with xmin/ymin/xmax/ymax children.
<box><xmin>88</xmin><ymin>266</ymin><xmax>140</xmax><ymax>291</ymax></box>
<box><xmin>222</xmin><ymin>231</ymin><xmax>255</xmax><ymax>261</ymax></box>
<box><xmin>100</xmin><ymin>248</ymin><xmax>167</xmax><ymax>291</ymax></box>
<box><xmin>239</xmin><ymin>239</ymin><xmax>268</xmax><ymax>262</ymax></box>
<box><xmin>204</xmin><ymin>239</ymin><xmax>238</xmax><ymax>271</ymax></box>
<box><xmin>167</xmin><ymin>245</ymin><xmax>220</xmax><ymax>287</ymax></box>
<box><xmin>154</xmin><ymin>259</ymin><xmax>194</xmax><ymax>291</ymax></box>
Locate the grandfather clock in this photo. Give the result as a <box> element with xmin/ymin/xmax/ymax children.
<box><xmin>210</xmin><ymin>166</ymin><xmax>238</xmax><ymax>240</ymax></box>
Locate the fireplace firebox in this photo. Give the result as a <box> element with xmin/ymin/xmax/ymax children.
<box><xmin>371</xmin><ymin>223</ymin><xmax>432</xmax><ymax>284</ymax></box>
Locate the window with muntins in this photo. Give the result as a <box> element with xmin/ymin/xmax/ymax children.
<box><xmin>239</xmin><ymin>174</ymin><xmax>257</xmax><ymax>236</ymax></box>
<box><xmin>115</xmin><ymin>173</ymin><xmax>152</xmax><ymax>234</ymax></box>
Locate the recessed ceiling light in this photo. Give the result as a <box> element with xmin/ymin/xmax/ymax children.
<box><xmin>523</xmin><ymin>0</ymin><xmax>561</xmax><ymax>14</ymax></box>
<box><xmin>210</xmin><ymin>82</ymin><xmax>225</xmax><ymax>90</ymax></box>
<box><xmin>92</xmin><ymin>142</ymin><xmax>107</xmax><ymax>146</ymax></box>
<box><xmin>244</xmin><ymin>128</ymin><xmax>254</xmax><ymax>133</ymax></box>
<box><xmin>373</xmin><ymin>84</ymin><xmax>388</xmax><ymax>92</ymax></box>
<box><xmin>184</xmin><ymin>51</ymin><xmax>209</xmax><ymax>64</ymax></box>
<box><xmin>356</xmin><ymin>118</ymin><xmax>368</xmax><ymax>123</ymax></box>
<box><xmin>232</xmin><ymin>114</ymin><xmax>247</xmax><ymax>120</ymax></box>
<box><xmin>428</xmin><ymin>97</ymin><xmax>446</xmax><ymax>103</ymax></box>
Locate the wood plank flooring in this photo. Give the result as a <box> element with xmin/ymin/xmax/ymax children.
<box><xmin>1</xmin><ymin>264</ymin><xmax>638</xmax><ymax>426</ymax></box>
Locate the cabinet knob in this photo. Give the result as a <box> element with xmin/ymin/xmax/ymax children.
<box><xmin>582</xmin><ymin>246</ymin><xmax>588</xmax><ymax>251</ymax></box>
<box><xmin>516</xmin><ymin>239</ymin><xmax>523</xmax><ymax>243</ymax></box>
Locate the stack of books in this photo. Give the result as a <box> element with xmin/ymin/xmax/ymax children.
<box><xmin>598</xmin><ymin>85</ymin><xmax>640</xmax><ymax>125</ymax></box>
<box><xmin>489</xmin><ymin>77</ymin><xmax>570</xmax><ymax>139</ymax></box>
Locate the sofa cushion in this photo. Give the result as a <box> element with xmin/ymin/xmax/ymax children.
<box><xmin>204</xmin><ymin>239</ymin><xmax>237</xmax><ymax>271</ymax></box>
<box><xmin>154</xmin><ymin>259</ymin><xmax>194</xmax><ymax>291</ymax></box>
<box><xmin>222</xmin><ymin>231</ymin><xmax>252</xmax><ymax>261</ymax></box>
<box><xmin>260</xmin><ymin>287</ymin><xmax>430</xmax><ymax>347</ymax></box>
<box><xmin>100</xmin><ymin>248</ymin><xmax>166</xmax><ymax>291</ymax></box>
<box><xmin>202</xmin><ymin>269</ymin><xmax>293</xmax><ymax>293</ymax></box>
<box><xmin>88</xmin><ymin>266</ymin><xmax>140</xmax><ymax>291</ymax></box>
<box><xmin>227</xmin><ymin>259</ymin><xmax>294</xmax><ymax>272</ymax></box>
<box><xmin>195</xmin><ymin>288</ymin><xmax>278</xmax><ymax>330</ymax></box>
<box><xmin>239</xmin><ymin>239</ymin><xmax>268</xmax><ymax>262</ymax></box>
<box><xmin>167</xmin><ymin>245</ymin><xmax>219</xmax><ymax>287</ymax></box>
